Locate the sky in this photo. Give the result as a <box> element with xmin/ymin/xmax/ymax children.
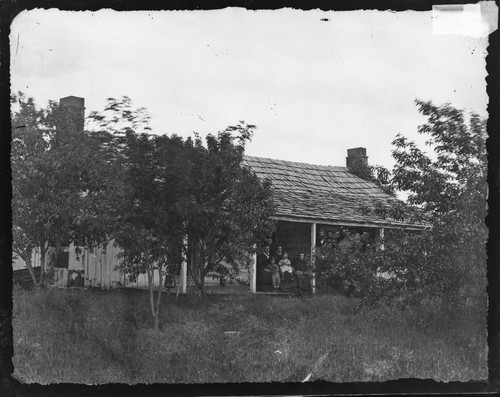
<box><xmin>10</xmin><ymin>7</ymin><xmax>489</xmax><ymax>171</ymax></box>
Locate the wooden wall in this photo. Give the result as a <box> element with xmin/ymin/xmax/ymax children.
<box><xmin>13</xmin><ymin>241</ymin><xmax>124</xmax><ymax>289</ymax></box>
<box><xmin>84</xmin><ymin>241</ymin><xmax>124</xmax><ymax>289</ymax></box>
<box><xmin>128</xmin><ymin>264</ymin><xmax>250</xmax><ymax>289</ymax></box>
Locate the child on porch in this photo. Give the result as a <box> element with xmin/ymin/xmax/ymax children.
<box><xmin>279</xmin><ymin>252</ymin><xmax>294</xmax><ymax>281</ymax></box>
<box><xmin>265</xmin><ymin>256</ymin><xmax>281</xmax><ymax>291</ymax></box>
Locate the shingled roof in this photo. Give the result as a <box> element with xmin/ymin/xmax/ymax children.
<box><xmin>242</xmin><ymin>155</ymin><xmax>424</xmax><ymax>229</ymax></box>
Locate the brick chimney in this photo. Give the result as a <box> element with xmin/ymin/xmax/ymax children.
<box><xmin>346</xmin><ymin>147</ymin><xmax>368</xmax><ymax>168</ymax></box>
<box><xmin>59</xmin><ymin>96</ymin><xmax>85</xmax><ymax>132</ymax></box>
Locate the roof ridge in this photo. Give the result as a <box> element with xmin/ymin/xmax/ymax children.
<box><xmin>242</xmin><ymin>154</ymin><xmax>348</xmax><ymax>170</ymax></box>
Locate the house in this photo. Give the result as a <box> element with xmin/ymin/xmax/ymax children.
<box><xmin>12</xmin><ymin>238</ymin><xmax>126</xmax><ymax>289</ymax></box>
<box><xmin>240</xmin><ymin>150</ymin><xmax>425</xmax><ymax>293</ymax></box>
<box><xmin>13</xmin><ymin>96</ymin><xmax>126</xmax><ymax>289</ymax></box>
<box><xmin>13</xmin><ymin>95</ymin><xmax>424</xmax><ymax>292</ymax></box>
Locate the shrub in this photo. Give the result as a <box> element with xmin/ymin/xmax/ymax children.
<box><xmin>314</xmin><ymin>224</ymin><xmax>487</xmax><ymax>311</ymax></box>
<box><xmin>315</xmin><ymin>232</ymin><xmax>381</xmax><ymax>298</ymax></box>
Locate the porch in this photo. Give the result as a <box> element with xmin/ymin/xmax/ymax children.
<box><xmin>249</xmin><ymin>218</ymin><xmax>386</xmax><ymax>294</ymax></box>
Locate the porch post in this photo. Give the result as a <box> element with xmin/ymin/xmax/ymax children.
<box><xmin>379</xmin><ymin>227</ymin><xmax>385</xmax><ymax>251</ymax></box>
<box><xmin>311</xmin><ymin>222</ymin><xmax>317</xmax><ymax>294</ymax></box>
<box><xmin>181</xmin><ymin>235</ymin><xmax>188</xmax><ymax>294</ymax></box>
<box><xmin>250</xmin><ymin>244</ymin><xmax>257</xmax><ymax>293</ymax></box>
<box><xmin>181</xmin><ymin>261</ymin><xmax>188</xmax><ymax>294</ymax></box>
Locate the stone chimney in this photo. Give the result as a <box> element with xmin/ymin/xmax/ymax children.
<box><xmin>59</xmin><ymin>96</ymin><xmax>85</xmax><ymax>132</ymax></box>
<box><xmin>346</xmin><ymin>147</ymin><xmax>368</xmax><ymax>168</ymax></box>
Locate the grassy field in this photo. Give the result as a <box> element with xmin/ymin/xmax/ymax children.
<box><xmin>12</xmin><ymin>286</ymin><xmax>487</xmax><ymax>384</ymax></box>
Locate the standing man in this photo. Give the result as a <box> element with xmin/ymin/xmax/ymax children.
<box><xmin>274</xmin><ymin>245</ymin><xmax>284</xmax><ymax>262</ymax></box>
<box><xmin>265</xmin><ymin>236</ymin><xmax>277</xmax><ymax>255</ymax></box>
<box><xmin>316</xmin><ymin>228</ymin><xmax>326</xmax><ymax>247</ymax></box>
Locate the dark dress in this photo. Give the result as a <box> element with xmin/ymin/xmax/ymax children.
<box><xmin>295</xmin><ymin>258</ymin><xmax>312</xmax><ymax>295</ymax></box>
<box><xmin>256</xmin><ymin>253</ymin><xmax>273</xmax><ymax>291</ymax></box>
<box><xmin>269</xmin><ymin>242</ymin><xmax>277</xmax><ymax>256</ymax></box>
<box><xmin>278</xmin><ymin>259</ymin><xmax>294</xmax><ymax>293</ymax></box>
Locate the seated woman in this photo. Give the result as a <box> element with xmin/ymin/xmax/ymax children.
<box><xmin>256</xmin><ymin>246</ymin><xmax>273</xmax><ymax>292</ymax></box>
<box><xmin>294</xmin><ymin>252</ymin><xmax>313</xmax><ymax>296</ymax></box>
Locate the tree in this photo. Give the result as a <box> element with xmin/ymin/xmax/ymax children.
<box><xmin>86</xmin><ymin>96</ymin><xmax>152</xmax><ymax>137</ymax></box>
<box><xmin>348</xmin><ymin>162</ymin><xmax>395</xmax><ymax>196</ymax></box>
<box><xmin>11</xmin><ymin>93</ymin><xmax>117</xmax><ymax>287</ymax></box>
<box><xmin>112</xmin><ymin>132</ymin><xmax>164</xmax><ymax>329</ymax></box>
<box><xmin>88</xmin><ymin>96</ymin><xmax>202</xmax><ymax>329</ymax></box>
<box><xmin>112</xmin><ymin>132</ymin><xmax>192</xmax><ymax>330</ymax></box>
<box><xmin>185</xmin><ymin>124</ymin><xmax>275</xmax><ymax>300</ymax></box>
<box><xmin>391</xmin><ymin>100</ymin><xmax>486</xmax><ymax>215</ymax></box>
<box><xmin>389</xmin><ymin>99</ymin><xmax>487</xmax><ymax>307</ymax></box>
<box><xmin>317</xmin><ymin>100</ymin><xmax>487</xmax><ymax>308</ymax></box>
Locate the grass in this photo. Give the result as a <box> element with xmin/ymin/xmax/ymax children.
<box><xmin>12</xmin><ymin>285</ymin><xmax>487</xmax><ymax>384</ymax></box>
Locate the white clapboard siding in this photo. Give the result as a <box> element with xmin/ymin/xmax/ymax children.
<box><xmin>13</xmin><ymin>241</ymin><xmax>251</xmax><ymax>291</ymax></box>
<box><xmin>128</xmin><ymin>264</ymin><xmax>250</xmax><ymax>289</ymax></box>
<box><xmin>84</xmin><ymin>241</ymin><xmax>124</xmax><ymax>289</ymax></box>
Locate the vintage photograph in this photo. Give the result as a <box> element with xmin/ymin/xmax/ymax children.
<box><xmin>10</xmin><ymin>5</ymin><xmax>492</xmax><ymax>384</ymax></box>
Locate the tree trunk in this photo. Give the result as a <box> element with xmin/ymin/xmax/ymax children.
<box><xmin>198</xmin><ymin>263</ymin><xmax>206</xmax><ymax>303</ymax></box>
<box><xmin>38</xmin><ymin>245</ymin><xmax>46</xmax><ymax>287</ymax></box>
<box><xmin>188</xmin><ymin>257</ymin><xmax>202</xmax><ymax>293</ymax></box>
<box><xmin>44</xmin><ymin>245</ymin><xmax>59</xmax><ymax>282</ymax></box>
<box><xmin>147</xmin><ymin>268</ymin><xmax>155</xmax><ymax>321</ymax></box>
<box><xmin>153</xmin><ymin>264</ymin><xmax>164</xmax><ymax>332</ymax></box>
<box><xmin>200</xmin><ymin>275</ymin><xmax>206</xmax><ymax>303</ymax></box>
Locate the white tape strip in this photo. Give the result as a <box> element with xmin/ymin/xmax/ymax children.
<box><xmin>433</xmin><ymin>1</ymin><xmax>498</xmax><ymax>38</ymax></box>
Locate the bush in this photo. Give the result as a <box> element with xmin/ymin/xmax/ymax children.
<box><xmin>315</xmin><ymin>232</ymin><xmax>381</xmax><ymax>299</ymax></box>
<box><xmin>314</xmin><ymin>224</ymin><xmax>487</xmax><ymax>311</ymax></box>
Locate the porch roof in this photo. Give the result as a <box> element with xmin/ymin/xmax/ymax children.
<box><xmin>242</xmin><ymin>155</ymin><xmax>426</xmax><ymax>229</ymax></box>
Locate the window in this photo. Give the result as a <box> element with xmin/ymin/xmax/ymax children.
<box><xmin>56</xmin><ymin>251</ymin><xmax>69</xmax><ymax>268</ymax></box>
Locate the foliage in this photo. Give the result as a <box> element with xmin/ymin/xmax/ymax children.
<box><xmin>86</xmin><ymin>97</ymin><xmax>187</xmax><ymax>329</ymax></box>
<box><xmin>389</xmin><ymin>100</ymin><xmax>487</xmax><ymax>307</ymax></box>
<box><xmin>348</xmin><ymin>161</ymin><xmax>395</xmax><ymax>196</ymax></box>
<box><xmin>392</xmin><ymin>100</ymin><xmax>486</xmax><ymax>217</ymax></box>
<box><xmin>88</xmin><ymin>97</ymin><xmax>275</xmax><ymax>312</ymax></box>
<box><xmin>113</xmin><ymin>132</ymin><xmax>196</xmax><ymax>329</ymax></box>
<box><xmin>359</xmin><ymin>198</ymin><xmax>430</xmax><ymax>226</ymax></box>
<box><xmin>315</xmin><ymin>232</ymin><xmax>379</xmax><ymax>298</ymax></box>
<box><xmin>314</xmin><ymin>229</ymin><xmax>427</xmax><ymax>305</ymax></box>
<box><xmin>185</xmin><ymin>124</ymin><xmax>275</xmax><ymax>298</ymax></box>
<box><xmin>86</xmin><ymin>96</ymin><xmax>152</xmax><ymax>136</ymax></box>
<box><xmin>317</xmin><ymin>100</ymin><xmax>487</xmax><ymax>309</ymax></box>
<box><xmin>11</xmin><ymin>92</ymin><xmax>118</xmax><ymax>286</ymax></box>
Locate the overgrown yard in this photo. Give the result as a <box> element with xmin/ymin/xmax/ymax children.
<box><xmin>12</xmin><ymin>286</ymin><xmax>487</xmax><ymax>384</ymax></box>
